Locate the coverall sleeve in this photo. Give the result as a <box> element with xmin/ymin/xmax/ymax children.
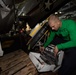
<box><xmin>57</xmin><ymin>21</ymin><xmax>76</xmax><ymax>50</ymax></box>
<box><xmin>44</xmin><ymin>31</ymin><xmax>55</xmax><ymax>48</ymax></box>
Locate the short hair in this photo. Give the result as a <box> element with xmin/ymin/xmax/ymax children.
<box><xmin>48</xmin><ymin>14</ymin><xmax>59</xmax><ymax>22</ymax></box>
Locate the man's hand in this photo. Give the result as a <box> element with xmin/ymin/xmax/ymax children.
<box><xmin>40</xmin><ymin>46</ymin><xmax>45</xmax><ymax>52</ymax></box>
<box><xmin>54</xmin><ymin>46</ymin><xmax>58</xmax><ymax>57</ymax></box>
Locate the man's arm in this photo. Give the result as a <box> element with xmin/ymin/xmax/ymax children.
<box><xmin>43</xmin><ymin>31</ymin><xmax>55</xmax><ymax>47</ymax></box>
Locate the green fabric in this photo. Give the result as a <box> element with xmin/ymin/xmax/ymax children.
<box><xmin>44</xmin><ymin>31</ymin><xmax>55</xmax><ymax>47</ymax></box>
<box><xmin>43</xmin><ymin>19</ymin><xmax>76</xmax><ymax>50</ymax></box>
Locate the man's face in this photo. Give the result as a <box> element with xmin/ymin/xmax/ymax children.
<box><xmin>48</xmin><ymin>20</ymin><xmax>60</xmax><ymax>31</ymax></box>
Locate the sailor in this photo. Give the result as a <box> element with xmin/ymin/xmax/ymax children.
<box><xmin>40</xmin><ymin>14</ymin><xmax>76</xmax><ymax>75</ymax></box>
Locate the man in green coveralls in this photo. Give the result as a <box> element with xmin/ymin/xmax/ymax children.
<box><xmin>40</xmin><ymin>14</ymin><xmax>76</xmax><ymax>75</ymax></box>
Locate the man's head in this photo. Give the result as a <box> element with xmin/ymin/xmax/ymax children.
<box><xmin>48</xmin><ymin>14</ymin><xmax>61</xmax><ymax>31</ymax></box>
